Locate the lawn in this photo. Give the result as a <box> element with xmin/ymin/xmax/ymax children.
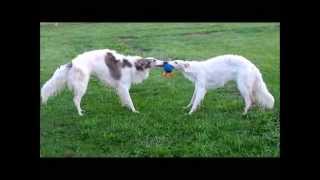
<box><xmin>40</xmin><ymin>23</ymin><xmax>280</xmax><ymax>157</ymax></box>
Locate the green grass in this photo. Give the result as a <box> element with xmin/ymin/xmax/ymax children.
<box><xmin>40</xmin><ymin>23</ymin><xmax>280</xmax><ymax>157</ymax></box>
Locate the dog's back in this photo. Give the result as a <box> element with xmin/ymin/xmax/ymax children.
<box><xmin>205</xmin><ymin>55</ymin><xmax>255</xmax><ymax>70</ymax></box>
<box><xmin>195</xmin><ymin>55</ymin><xmax>256</xmax><ymax>88</ymax></box>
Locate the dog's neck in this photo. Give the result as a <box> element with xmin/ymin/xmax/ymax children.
<box><xmin>180</xmin><ymin>61</ymin><xmax>200</xmax><ymax>82</ymax></box>
<box><xmin>132</xmin><ymin>68</ymin><xmax>150</xmax><ymax>84</ymax></box>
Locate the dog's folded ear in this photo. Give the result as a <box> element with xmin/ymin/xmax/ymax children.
<box><xmin>183</xmin><ymin>63</ymin><xmax>190</xmax><ymax>68</ymax></box>
<box><xmin>182</xmin><ymin>63</ymin><xmax>191</xmax><ymax>73</ymax></box>
<box><xmin>135</xmin><ymin>59</ymin><xmax>151</xmax><ymax>71</ymax></box>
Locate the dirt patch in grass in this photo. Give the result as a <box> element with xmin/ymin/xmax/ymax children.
<box><xmin>118</xmin><ymin>36</ymin><xmax>138</xmax><ymax>40</ymax></box>
<box><xmin>181</xmin><ymin>30</ymin><xmax>222</xmax><ymax>36</ymax></box>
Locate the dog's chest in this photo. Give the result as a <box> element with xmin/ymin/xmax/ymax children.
<box><xmin>183</xmin><ymin>72</ymin><xmax>196</xmax><ymax>83</ymax></box>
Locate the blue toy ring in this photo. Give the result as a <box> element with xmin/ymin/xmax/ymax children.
<box><xmin>163</xmin><ymin>63</ymin><xmax>174</xmax><ymax>73</ymax></box>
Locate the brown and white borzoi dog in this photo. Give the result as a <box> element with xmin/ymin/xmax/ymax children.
<box><xmin>41</xmin><ymin>49</ymin><xmax>164</xmax><ymax>116</ymax></box>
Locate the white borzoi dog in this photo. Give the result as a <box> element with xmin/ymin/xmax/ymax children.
<box><xmin>41</xmin><ymin>49</ymin><xmax>164</xmax><ymax>116</ymax></box>
<box><xmin>167</xmin><ymin>55</ymin><xmax>275</xmax><ymax>115</ymax></box>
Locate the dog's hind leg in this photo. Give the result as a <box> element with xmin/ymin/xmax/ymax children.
<box><xmin>237</xmin><ymin>80</ymin><xmax>252</xmax><ymax>115</ymax></box>
<box><xmin>68</xmin><ymin>68</ymin><xmax>89</xmax><ymax>116</ymax></box>
<box><xmin>184</xmin><ymin>85</ymin><xmax>198</xmax><ymax>109</ymax></box>
<box><xmin>188</xmin><ymin>86</ymin><xmax>206</xmax><ymax>115</ymax></box>
<box><xmin>237</xmin><ymin>72</ymin><xmax>256</xmax><ymax>115</ymax></box>
<box><xmin>250</xmin><ymin>93</ymin><xmax>256</xmax><ymax>106</ymax></box>
<box><xmin>117</xmin><ymin>85</ymin><xmax>139</xmax><ymax>113</ymax></box>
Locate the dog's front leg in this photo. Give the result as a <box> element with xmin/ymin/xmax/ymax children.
<box><xmin>184</xmin><ymin>85</ymin><xmax>198</xmax><ymax>109</ymax></box>
<box><xmin>117</xmin><ymin>86</ymin><xmax>139</xmax><ymax>113</ymax></box>
<box><xmin>188</xmin><ymin>86</ymin><xmax>206</xmax><ymax>115</ymax></box>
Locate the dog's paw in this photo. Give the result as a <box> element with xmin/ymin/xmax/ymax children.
<box><xmin>78</xmin><ymin>110</ymin><xmax>85</xmax><ymax>116</ymax></box>
<box><xmin>132</xmin><ymin>110</ymin><xmax>140</xmax><ymax>114</ymax></box>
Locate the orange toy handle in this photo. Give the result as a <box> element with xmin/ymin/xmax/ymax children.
<box><xmin>161</xmin><ymin>72</ymin><xmax>175</xmax><ymax>78</ymax></box>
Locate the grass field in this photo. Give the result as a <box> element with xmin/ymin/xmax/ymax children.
<box><xmin>40</xmin><ymin>23</ymin><xmax>280</xmax><ymax>157</ymax></box>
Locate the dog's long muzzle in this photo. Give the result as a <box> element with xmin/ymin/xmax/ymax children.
<box><xmin>155</xmin><ymin>61</ymin><xmax>166</xmax><ymax>67</ymax></box>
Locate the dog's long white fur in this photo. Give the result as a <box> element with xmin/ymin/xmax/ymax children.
<box><xmin>41</xmin><ymin>64</ymin><xmax>70</xmax><ymax>104</ymax></box>
<box><xmin>41</xmin><ymin>49</ymin><xmax>163</xmax><ymax>116</ymax></box>
<box><xmin>168</xmin><ymin>55</ymin><xmax>274</xmax><ymax>115</ymax></box>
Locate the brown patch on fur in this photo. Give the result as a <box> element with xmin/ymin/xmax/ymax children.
<box><xmin>105</xmin><ymin>52</ymin><xmax>121</xmax><ymax>80</ymax></box>
<box><xmin>122</xmin><ymin>59</ymin><xmax>132</xmax><ymax>68</ymax></box>
<box><xmin>135</xmin><ymin>59</ymin><xmax>151</xmax><ymax>71</ymax></box>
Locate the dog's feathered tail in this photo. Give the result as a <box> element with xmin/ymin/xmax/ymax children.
<box><xmin>41</xmin><ymin>63</ymin><xmax>72</xmax><ymax>104</ymax></box>
<box><xmin>253</xmin><ymin>70</ymin><xmax>275</xmax><ymax>109</ymax></box>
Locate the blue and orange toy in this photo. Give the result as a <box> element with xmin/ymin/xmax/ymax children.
<box><xmin>161</xmin><ymin>62</ymin><xmax>175</xmax><ymax>78</ymax></box>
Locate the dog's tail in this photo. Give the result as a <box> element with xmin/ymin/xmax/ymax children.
<box><xmin>253</xmin><ymin>69</ymin><xmax>275</xmax><ymax>109</ymax></box>
<box><xmin>41</xmin><ymin>63</ymin><xmax>72</xmax><ymax>104</ymax></box>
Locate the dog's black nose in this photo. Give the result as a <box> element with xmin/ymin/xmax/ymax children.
<box><xmin>163</xmin><ymin>61</ymin><xmax>168</xmax><ymax>64</ymax></box>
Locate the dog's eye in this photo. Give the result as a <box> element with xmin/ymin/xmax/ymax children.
<box><xmin>175</xmin><ymin>62</ymin><xmax>177</xmax><ymax>64</ymax></box>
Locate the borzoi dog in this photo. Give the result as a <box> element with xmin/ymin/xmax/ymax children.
<box><xmin>167</xmin><ymin>55</ymin><xmax>274</xmax><ymax>115</ymax></box>
<box><xmin>41</xmin><ymin>49</ymin><xmax>164</xmax><ymax>116</ymax></box>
